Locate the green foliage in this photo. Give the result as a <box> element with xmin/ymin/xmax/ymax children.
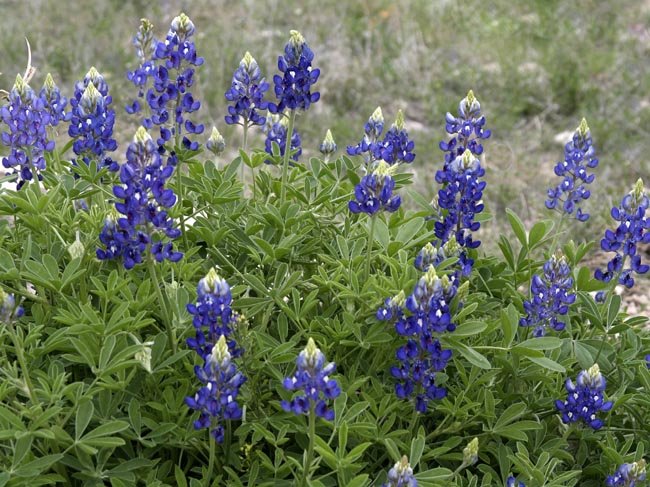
<box><xmin>0</xmin><ymin>129</ymin><xmax>648</xmax><ymax>487</ymax></box>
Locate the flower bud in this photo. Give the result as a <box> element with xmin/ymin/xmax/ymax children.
<box><xmin>67</xmin><ymin>231</ymin><xmax>85</xmax><ymax>260</ymax></box>
<box><xmin>393</xmin><ymin>109</ymin><xmax>406</xmax><ymax>132</ymax></box>
<box><xmin>11</xmin><ymin>74</ymin><xmax>33</xmax><ymax>103</ymax></box>
<box><xmin>134</xmin><ymin>18</ymin><xmax>155</xmax><ymax>60</ymax></box>
<box><xmin>210</xmin><ymin>335</ymin><xmax>231</xmax><ymax>368</ymax></box>
<box><xmin>366</xmin><ymin>106</ymin><xmax>385</xmax><ymax>140</ymax></box>
<box><xmin>459</xmin><ymin>89</ymin><xmax>480</xmax><ymax>118</ymax></box>
<box><xmin>79</xmin><ymin>82</ymin><xmax>103</xmax><ymax>115</ymax></box>
<box><xmin>199</xmin><ymin>267</ymin><xmax>230</xmax><ymax>297</ymax></box>
<box><xmin>135</xmin><ymin>343</ymin><xmax>153</xmax><ymax>373</ymax></box>
<box><xmin>42</xmin><ymin>73</ymin><xmax>59</xmax><ymax>101</ymax></box>
<box><xmin>463</xmin><ymin>437</ymin><xmax>479</xmax><ymax>465</ymax></box>
<box><xmin>319</xmin><ymin>129</ymin><xmax>337</xmax><ymax>156</ymax></box>
<box><xmin>206</xmin><ymin>127</ymin><xmax>226</xmax><ymax>156</ymax></box>
<box><xmin>577</xmin><ymin>117</ymin><xmax>590</xmax><ymax>139</ymax></box>
<box><xmin>171</xmin><ymin>12</ymin><xmax>195</xmax><ymax>39</ymax></box>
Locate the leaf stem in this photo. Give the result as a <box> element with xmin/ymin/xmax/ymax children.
<box><xmin>146</xmin><ymin>258</ymin><xmax>177</xmax><ymax>353</ymax></box>
<box><xmin>365</xmin><ymin>214</ymin><xmax>378</xmax><ymax>281</ymax></box>
<box><xmin>301</xmin><ymin>404</ymin><xmax>316</xmax><ymax>487</ymax></box>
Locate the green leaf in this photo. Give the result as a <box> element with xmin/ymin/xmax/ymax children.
<box><xmin>396</xmin><ymin>217</ymin><xmax>424</xmax><ymax>246</ymax></box>
<box><xmin>409</xmin><ymin>434</ymin><xmax>425</xmax><ymax>468</ymax></box>
<box><xmin>450</xmin><ymin>340</ymin><xmax>492</xmax><ymax>369</ymax></box>
<box><xmin>82</xmin><ymin>420</ymin><xmax>129</xmax><ymax>440</ymax></box>
<box><xmin>526</xmin><ymin>356</ymin><xmax>565</xmax><ymax>373</ymax></box>
<box><xmin>346</xmin><ymin>475</ymin><xmax>369</xmax><ymax>487</ymax></box>
<box><xmin>75</xmin><ymin>401</ymin><xmax>94</xmax><ymax>441</ymax></box>
<box><xmin>501</xmin><ymin>304</ymin><xmax>519</xmax><ymax>348</ymax></box>
<box><xmin>506</xmin><ymin>208</ymin><xmax>527</xmax><ymax>247</ymax></box>
<box><xmin>515</xmin><ymin>337</ymin><xmax>562</xmax><ymax>350</ymax></box>
<box><xmin>606</xmin><ymin>294</ymin><xmax>621</xmax><ymax>328</ymax></box>
<box><xmin>454</xmin><ymin>320</ymin><xmax>487</xmax><ymax>337</ymax></box>
<box><xmin>494</xmin><ymin>403</ymin><xmax>527</xmax><ymax>430</ymax></box>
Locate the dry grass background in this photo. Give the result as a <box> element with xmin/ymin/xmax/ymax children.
<box><xmin>1</xmin><ymin>0</ymin><xmax>649</xmax><ymax>311</ymax></box>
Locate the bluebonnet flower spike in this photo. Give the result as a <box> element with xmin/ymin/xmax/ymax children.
<box><xmin>264</xmin><ymin>113</ymin><xmax>302</xmax><ymax>163</ymax></box>
<box><xmin>384</xmin><ymin>266</ymin><xmax>456</xmax><ymax>413</ymax></box>
<box><xmin>595</xmin><ymin>178</ymin><xmax>649</xmax><ymax>289</ymax></box>
<box><xmin>506</xmin><ymin>476</ymin><xmax>526</xmax><ymax>487</ymax></box>
<box><xmin>268</xmin><ymin>30</ymin><xmax>320</xmax><ymax>113</ymax></box>
<box><xmin>185</xmin><ymin>335</ymin><xmax>246</xmax><ymax>442</ymax></box>
<box><xmin>383</xmin><ymin>455</ymin><xmax>417</xmax><ymax>487</ymax></box>
<box><xmin>281</xmin><ymin>338</ymin><xmax>341</xmax><ymax>420</ymax></box>
<box><xmin>347</xmin><ymin>106</ymin><xmax>385</xmax><ymax>164</ymax></box>
<box><xmin>349</xmin><ymin>160</ymin><xmax>401</xmax><ymax>214</ymax></box>
<box><xmin>545</xmin><ymin>118</ymin><xmax>598</xmax><ymax>221</ymax></box>
<box><xmin>96</xmin><ymin>126</ymin><xmax>182</xmax><ymax>269</ymax></box>
<box><xmin>606</xmin><ymin>459</ymin><xmax>646</xmax><ymax>487</ymax></box>
<box><xmin>1</xmin><ymin>74</ymin><xmax>55</xmax><ymax>188</ymax></box>
<box><xmin>555</xmin><ymin>364</ymin><xmax>613</xmax><ymax>430</ymax></box>
<box><xmin>439</xmin><ymin>89</ymin><xmax>491</xmax><ymax>164</ymax></box>
<box><xmin>520</xmin><ymin>251</ymin><xmax>576</xmax><ymax>337</ymax></box>
<box><xmin>0</xmin><ymin>289</ymin><xmax>24</xmax><ymax>323</ymax></box>
<box><xmin>186</xmin><ymin>267</ymin><xmax>240</xmax><ymax>360</ymax></box>
<box><xmin>225</xmin><ymin>51</ymin><xmax>269</xmax><ymax>127</ymax></box>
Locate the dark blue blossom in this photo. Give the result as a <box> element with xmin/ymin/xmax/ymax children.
<box><xmin>347</xmin><ymin>108</ymin><xmax>415</xmax><ymax>166</ymax></box>
<box><xmin>347</xmin><ymin>107</ymin><xmax>385</xmax><ymax>165</ymax></box>
<box><xmin>268</xmin><ymin>30</ymin><xmax>320</xmax><ymax>113</ymax></box>
<box><xmin>68</xmin><ymin>67</ymin><xmax>118</xmax><ymax>169</ymax></box>
<box><xmin>185</xmin><ymin>335</ymin><xmax>246</xmax><ymax>442</ymax></box>
<box><xmin>434</xmin><ymin>149</ymin><xmax>486</xmax><ymax>250</ymax></box>
<box><xmin>186</xmin><ymin>268</ymin><xmax>240</xmax><ymax>360</ymax></box>
<box><xmin>0</xmin><ymin>289</ymin><xmax>23</xmax><ymax>322</ymax></box>
<box><xmin>40</xmin><ymin>73</ymin><xmax>70</xmax><ymax>126</ymax></box>
<box><xmin>0</xmin><ymin>74</ymin><xmax>55</xmax><ymax>188</ymax></box>
<box><xmin>319</xmin><ymin>129</ymin><xmax>337</xmax><ymax>157</ymax></box>
<box><xmin>646</xmin><ymin>354</ymin><xmax>650</xmax><ymax>369</ymax></box>
<box><xmin>545</xmin><ymin>119</ymin><xmax>598</xmax><ymax>221</ymax></box>
<box><xmin>606</xmin><ymin>460</ymin><xmax>647</xmax><ymax>487</ymax></box>
<box><xmin>264</xmin><ymin>114</ymin><xmax>301</xmax><ymax>163</ymax></box>
<box><xmin>381</xmin><ymin>266</ymin><xmax>456</xmax><ymax>413</ymax></box>
<box><xmin>96</xmin><ymin>127</ymin><xmax>182</xmax><ymax>269</ymax></box>
<box><xmin>506</xmin><ymin>476</ymin><xmax>525</xmax><ymax>487</ymax></box>
<box><xmin>383</xmin><ymin>456</ymin><xmax>417</xmax><ymax>487</ymax></box>
<box><xmin>126</xmin><ymin>18</ymin><xmax>156</xmax><ymax>104</ymax></box>
<box><xmin>225</xmin><ymin>51</ymin><xmax>269</xmax><ymax>127</ymax></box>
<box><xmin>595</xmin><ymin>179</ymin><xmax>649</xmax><ymax>289</ymax></box>
<box><xmin>133</xmin><ymin>13</ymin><xmax>204</xmax><ymax>152</ymax></box>
<box><xmin>281</xmin><ymin>338</ymin><xmax>341</xmax><ymax>420</ymax></box>
<box><xmin>375</xmin><ymin>110</ymin><xmax>415</xmax><ymax>165</ymax></box>
<box><xmin>520</xmin><ymin>251</ymin><xmax>576</xmax><ymax>337</ymax></box>
<box><xmin>439</xmin><ymin>90</ymin><xmax>491</xmax><ymax>164</ymax></box>
<box><xmin>555</xmin><ymin>364</ymin><xmax>613</xmax><ymax>430</ymax></box>
<box><xmin>349</xmin><ymin>161</ymin><xmax>401</xmax><ymax>215</ymax></box>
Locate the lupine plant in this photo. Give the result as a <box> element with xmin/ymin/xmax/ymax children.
<box><xmin>1</xmin><ymin>12</ymin><xmax>650</xmax><ymax>487</ymax></box>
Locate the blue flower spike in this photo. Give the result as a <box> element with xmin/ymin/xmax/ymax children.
<box><xmin>281</xmin><ymin>338</ymin><xmax>341</xmax><ymax>420</ymax></box>
<box><xmin>606</xmin><ymin>459</ymin><xmax>646</xmax><ymax>487</ymax></box>
<box><xmin>555</xmin><ymin>364</ymin><xmax>613</xmax><ymax>430</ymax></box>
<box><xmin>383</xmin><ymin>455</ymin><xmax>417</xmax><ymax>487</ymax></box>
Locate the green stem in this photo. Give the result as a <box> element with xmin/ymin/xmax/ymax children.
<box><xmin>549</xmin><ymin>213</ymin><xmax>567</xmax><ymax>256</ymax></box>
<box><xmin>301</xmin><ymin>405</ymin><xmax>316</xmax><ymax>487</ymax></box>
<box><xmin>280</xmin><ymin>110</ymin><xmax>296</xmax><ymax>205</ymax></box>
<box><xmin>242</xmin><ymin>122</ymin><xmax>249</xmax><ymax>183</ymax></box>
<box><xmin>224</xmin><ymin>420</ymin><xmax>232</xmax><ymax>465</ymax></box>
<box><xmin>7</xmin><ymin>321</ymin><xmax>37</xmax><ymax>404</ymax></box>
<box><xmin>365</xmin><ymin>214</ymin><xmax>378</xmax><ymax>281</ymax></box>
<box><xmin>146</xmin><ymin>258</ymin><xmax>177</xmax><ymax>354</ymax></box>
<box><xmin>206</xmin><ymin>433</ymin><xmax>216</xmax><ymax>487</ymax></box>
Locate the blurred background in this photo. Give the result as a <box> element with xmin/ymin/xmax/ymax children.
<box><xmin>1</xmin><ymin>0</ymin><xmax>649</xmax><ymax>310</ymax></box>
